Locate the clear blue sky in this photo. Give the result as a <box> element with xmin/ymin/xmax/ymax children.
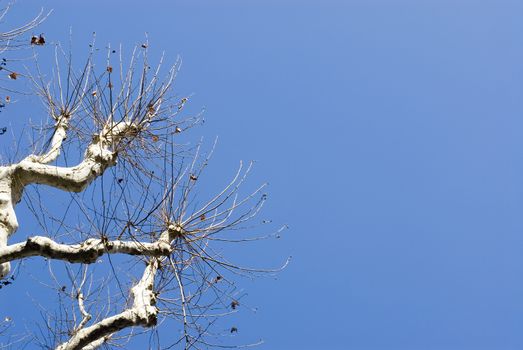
<box><xmin>1</xmin><ymin>1</ymin><xmax>523</xmax><ymax>349</ymax></box>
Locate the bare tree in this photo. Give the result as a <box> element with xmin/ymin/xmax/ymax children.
<box><xmin>0</xmin><ymin>10</ymin><xmax>286</xmax><ymax>350</ymax></box>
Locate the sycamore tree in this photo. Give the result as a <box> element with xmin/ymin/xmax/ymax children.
<box><xmin>0</xmin><ymin>6</ymin><xmax>286</xmax><ymax>350</ymax></box>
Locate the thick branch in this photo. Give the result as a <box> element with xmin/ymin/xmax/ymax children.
<box><xmin>14</xmin><ymin>156</ymin><xmax>114</xmax><ymax>193</ymax></box>
<box><xmin>56</xmin><ymin>260</ymin><xmax>159</xmax><ymax>350</ymax></box>
<box><xmin>14</xmin><ymin>120</ymin><xmax>139</xmax><ymax>192</ymax></box>
<box><xmin>0</xmin><ymin>236</ymin><xmax>171</xmax><ymax>265</ymax></box>
<box><xmin>15</xmin><ymin>142</ymin><xmax>116</xmax><ymax>193</ymax></box>
<box><xmin>54</xmin><ymin>227</ymin><xmax>178</xmax><ymax>349</ymax></box>
<box><xmin>24</xmin><ymin>115</ymin><xmax>70</xmax><ymax>164</ymax></box>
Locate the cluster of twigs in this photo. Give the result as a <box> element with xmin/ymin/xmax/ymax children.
<box><xmin>0</xmin><ymin>16</ymin><xmax>287</xmax><ymax>349</ymax></box>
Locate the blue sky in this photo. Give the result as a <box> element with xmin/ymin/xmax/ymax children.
<box><xmin>1</xmin><ymin>1</ymin><xmax>523</xmax><ymax>349</ymax></box>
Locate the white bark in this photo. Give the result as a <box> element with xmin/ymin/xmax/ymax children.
<box><xmin>54</xmin><ymin>227</ymin><xmax>179</xmax><ymax>349</ymax></box>
<box><xmin>56</xmin><ymin>259</ymin><xmax>160</xmax><ymax>350</ymax></box>
<box><xmin>0</xmin><ymin>46</ymin><xmax>189</xmax><ymax>347</ymax></box>
<box><xmin>0</xmin><ymin>236</ymin><xmax>172</xmax><ymax>264</ymax></box>
<box><xmin>24</xmin><ymin>114</ymin><xmax>70</xmax><ymax>164</ymax></box>
<box><xmin>0</xmin><ymin>119</ymin><xmax>142</xmax><ymax>277</ymax></box>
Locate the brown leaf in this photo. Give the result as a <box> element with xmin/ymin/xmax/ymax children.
<box><xmin>31</xmin><ymin>35</ymin><xmax>45</xmax><ymax>45</ymax></box>
<box><xmin>213</xmin><ymin>275</ymin><xmax>222</xmax><ymax>283</ymax></box>
<box><xmin>178</xmin><ymin>97</ymin><xmax>188</xmax><ymax>110</ymax></box>
<box><xmin>200</xmin><ymin>214</ymin><xmax>206</xmax><ymax>221</ymax></box>
<box><xmin>231</xmin><ymin>300</ymin><xmax>240</xmax><ymax>310</ymax></box>
<box><xmin>175</xmin><ymin>126</ymin><xmax>182</xmax><ymax>133</ymax></box>
<box><xmin>106</xmin><ymin>66</ymin><xmax>113</xmax><ymax>73</ymax></box>
<box><xmin>8</xmin><ymin>72</ymin><xmax>18</xmax><ymax>80</ymax></box>
<box><xmin>147</xmin><ymin>104</ymin><xmax>155</xmax><ymax>115</ymax></box>
<box><xmin>152</xmin><ymin>135</ymin><xmax>159</xmax><ymax>142</ymax></box>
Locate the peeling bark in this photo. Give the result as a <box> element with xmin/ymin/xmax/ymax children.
<box><xmin>0</xmin><ymin>120</ymin><xmax>142</xmax><ymax>277</ymax></box>
<box><xmin>56</xmin><ymin>260</ymin><xmax>159</xmax><ymax>350</ymax></box>
<box><xmin>53</xmin><ymin>228</ymin><xmax>178</xmax><ymax>349</ymax></box>
<box><xmin>0</xmin><ymin>44</ymin><xmax>199</xmax><ymax>349</ymax></box>
<box><xmin>0</xmin><ymin>236</ymin><xmax>172</xmax><ymax>265</ymax></box>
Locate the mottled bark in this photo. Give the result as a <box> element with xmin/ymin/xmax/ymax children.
<box><xmin>0</xmin><ymin>120</ymin><xmax>140</xmax><ymax>277</ymax></box>
<box><xmin>54</xmin><ymin>227</ymin><xmax>180</xmax><ymax>350</ymax></box>
<box><xmin>0</xmin><ymin>236</ymin><xmax>172</xmax><ymax>264</ymax></box>
<box><xmin>56</xmin><ymin>258</ymin><xmax>158</xmax><ymax>350</ymax></box>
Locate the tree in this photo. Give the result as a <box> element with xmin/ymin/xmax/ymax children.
<box><xmin>0</xmin><ymin>7</ymin><xmax>286</xmax><ymax>350</ymax></box>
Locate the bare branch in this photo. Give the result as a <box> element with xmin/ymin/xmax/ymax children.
<box><xmin>0</xmin><ymin>236</ymin><xmax>172</xmax><ymax>265</ymax></box>
<box><xmin>56</xmin><ymin>259</ymin><xmax>159</xmax><ymax>350</ymax></box>
<box><xmin>0</xmin><ymin>25</ymin><xmax>281</xmax><ymax>349</ymax></box>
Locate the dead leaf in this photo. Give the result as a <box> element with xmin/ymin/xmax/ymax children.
<box><xmin>213</xmin><ymin>275</ymin><xmax>222</xmax><ymax>283</ymax></box>
<box><xmin>147</xmin><ymin>104</ymin><xmax>155</xmax><ymax>114</ymax></box>
<box><xmin>31</xmin><ymin>34</ymin><xmax>45</xmax><ymax>45</ymax></box>
<box><xmin>178</xmin><ymin>97</ymin><xmax>188</xmax><ymax>110</ymax></box>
